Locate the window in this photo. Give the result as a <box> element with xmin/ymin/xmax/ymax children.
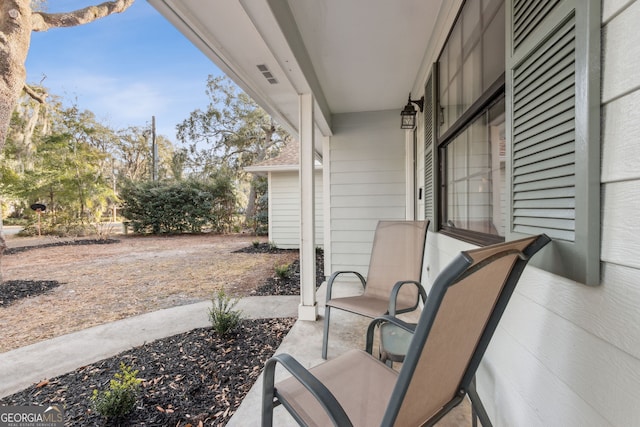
<box><xmin>436</xmin><ymin>0</ymin><xmax>506</xmax><ymax>245</ymax></box>
<box><xmin>424</xmin><ymin>0</ymin><xmax>601</xmax><ymax>284</ymax></box>
<box><xmin>441</xmin><ymin>98</ymin><xmax>505</xmax><ymax>244</ymax></box>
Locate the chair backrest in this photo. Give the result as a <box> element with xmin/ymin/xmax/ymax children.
<box><xmin>383</xmin><ymin>234</ymin><xmax>551</xmax><ymax>426</ymax></box>
<box><xmin>363</xmin><ymin>220</ymin><xmax>429</xmax><ymax>307</ymax></box>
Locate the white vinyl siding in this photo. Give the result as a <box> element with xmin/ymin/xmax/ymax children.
<box><xmin>329</xmin><ymin>110</ymin><xmax>406</xmax><ymax>276</ymax></box>
<box><xmin>601</xmin><ymin>0</ymin><xmax>640</xmax><ymax>269</ymax></box>
<box><xmin>268</xmin><ymin>170</ymin><xmax>323</xmax><ymax>249</ymax></box>
<box><xmin>476</xmin><ymin>262</ymin><xmax>640</xmax><ymax>427</ymax></box>
<box><xmin>600</xmin><ymin>0</ymin><xmax>640</xmax><ymax>349</ymax></box>
<box><xmin>425</xmin><ymin>234</ymin><xmax>640</xmax><ymax>427</ymax></box>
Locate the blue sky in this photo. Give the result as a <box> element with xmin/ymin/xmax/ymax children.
<box><xmin>25</xmin><ymin>0</ymin><xmax>223</xmax><ymax>141</ymax></box>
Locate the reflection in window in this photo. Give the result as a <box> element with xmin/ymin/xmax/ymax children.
<box><xmin>444</xmin><ymin>99</ymin><xmax>505</xmax><ymax>238</ymax></box>
<box><xmin>436</xmin><ymin>0</ymin><xmax>505</xmax><ymax>244</ymax></box>
<box><xmin>439</xmin><ymin>0</ymin><xmax>504</xmax><ymax>134</ymax></box>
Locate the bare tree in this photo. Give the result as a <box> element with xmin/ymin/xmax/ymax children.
<box><xmin>0</xmin><ymin>0</ymin><xmax>134</xmax><ymax>280</ymax></box>
<box><xmin>178</xmin><ymin>75</ymin><xmax>291</xmax><ymax>223</ymax></box>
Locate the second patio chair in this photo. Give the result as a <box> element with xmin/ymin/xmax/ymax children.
<box><xmin>322</xmin><ymin>220</ymin><xmax>429</xmax><ymax>359</ymax></box>
<box><xmin>262</xmin><ymin>234</ymin><xmax>551</xmax><ymax>426</ymax></box>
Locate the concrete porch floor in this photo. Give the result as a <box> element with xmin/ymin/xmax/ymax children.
<box><xmin>227</xmin><ymin>281</ymin><xmax>476</xmax><ymax>427</ymax></box>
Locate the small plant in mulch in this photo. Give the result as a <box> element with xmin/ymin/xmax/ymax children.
<box><xmin>252</xmin><ymin>248</ymin><xmax>325</xmax><ymax>296</ymax></box>
<box><xmin>91</xmin><ymin>362</ymin><xmax>142</xmax><ymax>422</ymax></box>
<box><xmin>208</xmin><ymin>289</ymin><xmax>243</xmax><ymax>336</ymax></box>
<box><xmin>274</xmin><ymin>263</ymin><xmax>292</xmax><ymax>279</ymax></box>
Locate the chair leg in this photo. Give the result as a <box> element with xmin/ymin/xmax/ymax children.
<box><xmin>322</xmin><ymin>305</ymin><xmax>331</xmax><ymax>359</ymax></box>
<box><xmin>468</xmin><ymin>377</ymin><xmax>493</xmax><ymax>427</ymax></box>
<box><xmin>261</xmin><ymin>358</ymin><xmax>277</xmax><ymax>427</ymax></box>
<box><xmin>381</xmin><ymin>351</ymin><xmax>393</xmax><ymax>368</ymax></box>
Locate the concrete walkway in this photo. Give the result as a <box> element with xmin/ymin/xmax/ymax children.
<box><xmin>0</xmin><ymin>295</ymin><xmax>299</xmax><ymax>398</ymax></box>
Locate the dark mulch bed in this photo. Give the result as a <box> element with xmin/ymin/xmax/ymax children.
<box><xmin>4</xmin><ymin>238</ymin><xmax>120</xmax><ymax>255</ymax></box>
<box><xmin>1</xmin><ymin>239</ymin><xmax>120</xmax><ymax>307</ymax></box>
<box><xmin>233</xmin><ymin>242</ymin><xmax>290</xmax><ymax>254</ymax></box>
<box><xmin>0</xmin><ymin>280</ymin><xmax>61</xmax><ymax>307</ymax></box>
<box><xmin>1</xmin><ymin>318</ymin><xmax>295</xmax><ymax>426</ymax></box>
<box><xmin>0</xmin><ymin>241</ymin><xmax>311</xmax><ymax>426</ymax></box>
<box><xmin>252</xmin><ymin>249</ymin><xmax>324</xmax><ymax>295</ymax></box>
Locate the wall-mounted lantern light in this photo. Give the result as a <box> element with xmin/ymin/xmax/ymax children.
<box><xmin>400</xmin><ymin>94</ymin><xmax>424</xmax><ymax>129</ymax></box>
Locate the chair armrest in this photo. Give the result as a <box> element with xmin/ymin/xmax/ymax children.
<box><xmin>388</xmin><ymin>280</ymin><xmax>427</xmax><ymax>316</ymax></box>
<box><xmin>365</xmin><ymin>315</ymin><xmax>417</xmax><ymax>355</ymax></box>
<box><xmin>262</xmin><ymin>354</ymin><xmax>353</xmax><ymax>427</ymax></box>
<box><xmin>325</xmin><ymin>271</ymin><xmax>366</xmax><ymax>303</ymax></box>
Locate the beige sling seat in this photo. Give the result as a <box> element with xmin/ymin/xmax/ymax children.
<box><xmin>262</xmin><ymin>234</ymin><xmax>551</xmax><ymax>427</ymax></box>
<box><xmin>322</xmin><ymin>220</ymin><xmax>429</xmax><ymax>359</ymax></box>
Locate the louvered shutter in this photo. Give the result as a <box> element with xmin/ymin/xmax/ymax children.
<box><xmin>506</xmin><ymin>0</ymin><xmax>600</xmax><ymax>285</ymax></box>
<box><xmin>424</xmin><ymin>68</ymin><xmax>438</xmax><ymax>230</ymax></box>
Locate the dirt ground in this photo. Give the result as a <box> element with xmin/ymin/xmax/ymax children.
<box><xmin>0</xmin><ymin>233</ymin><xmax>298</xmax><ymax>353</ymax></box>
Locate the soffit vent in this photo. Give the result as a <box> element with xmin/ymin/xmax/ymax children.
<box><xmin>257</xmin><ymin>64</ymin><xmax>279</xmax><ymax>84</ymax></box>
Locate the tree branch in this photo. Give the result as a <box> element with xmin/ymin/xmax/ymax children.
<box><xmin>31</xmin><ymin>0</ymin><xmax>135</xmax><ymax>32</ymax></box>
<box><xmin>22</xmin><ymin>83</ymin><xmax>47</xmax><ymax>103</ymax></box>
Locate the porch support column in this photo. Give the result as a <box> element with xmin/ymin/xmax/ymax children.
<box><xmin>298</xmin><ymin>93</ymin><xmax>317</xmax><ymax>321</ymax></box>
<box><xmin>405</xmin><ymin>129</ymin><xmax>415</xmax><ymax>220</ymax></box>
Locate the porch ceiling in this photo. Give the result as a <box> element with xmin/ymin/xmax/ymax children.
<box><xmin>148</xmin><ymin>0</ymin><xmax>446</xmax><ymax>143</ymax></box>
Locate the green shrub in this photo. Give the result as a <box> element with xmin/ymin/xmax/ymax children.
<box><xmin>274</xmin><ymin>263</ymin><xmax>291</xmax><ymax>279</ymax></box>
<box><xmin>120</xmin><ymin>176</ymin><xmax>237</xmax><ymax>235</ymax></box>
<box><xmin>252</xmin><ymin>240</ymin><xmax>261</xmax><ymax>248</ymax></box>
<box><xmin>208</xmin><ymin>290</ymin><xmax>242</xmax><ymax>336</ymax></box>
<box><xmin>91</xmin><ymin>363</ymin><xmax>141</xmax><ymax>420</ymax></box>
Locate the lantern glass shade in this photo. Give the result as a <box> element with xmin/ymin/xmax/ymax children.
<box><xmin>401</xmin><ymin>104</ymin><xmax>417</xmax><ymax>129</ymax></box>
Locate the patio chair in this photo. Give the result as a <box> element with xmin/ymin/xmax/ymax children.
<box><xmin>322</xmin><ymin>220</ymin><xmax>429</xmax><ymax>359</ymax></box>
<box><xmin>262</xmin><ymin>234</ymin><xmax>550</xmax><ymax>426</ymax></box>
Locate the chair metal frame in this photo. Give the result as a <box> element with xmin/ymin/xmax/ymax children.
<box><xmin>322</xmin><ymin>220</ymin><xmax>429</xmax><ymax>359</ymax></box>
<box><xmin>262</xmin><ymin>234</ymin><xmax>551</xmax><ymax>427</ymax></box>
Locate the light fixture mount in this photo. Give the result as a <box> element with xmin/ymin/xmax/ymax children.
<box><xmin>400</xmin><ymin>93</ymin><xmax>424</xmax><ymax>129</ymax></box>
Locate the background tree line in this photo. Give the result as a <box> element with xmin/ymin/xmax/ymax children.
<box><xmin>1</xmin><ymin>75</ymin><xmax>290</xmax><ymax>236</ymax></box>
